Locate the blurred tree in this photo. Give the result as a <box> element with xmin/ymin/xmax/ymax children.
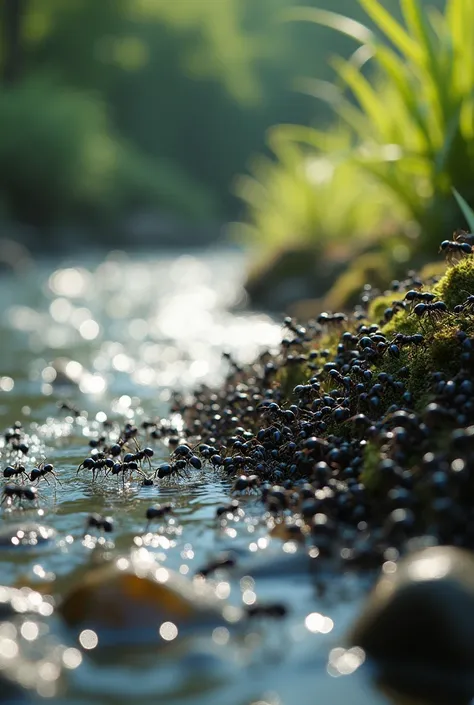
<box><xmin>0</xmin><ymin>0</ymin><xmax>417</xmax><ymax>231</ymax></box>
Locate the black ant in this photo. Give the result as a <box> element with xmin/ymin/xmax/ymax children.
<box><xmin>262</xmin><ymin>485</ymin><xmax>290</xmax><ymax>513</ymax></box>
<box><xmin>109</xmin><ymin>460</ymin><xmax>147</xmax><ymax>485</ymax></box>
<box><xmin>30</xmin><ymin>463</ymin><xmax>61</xmax><ymax>485</ymax></box>
<box><xmin>77</xmin><ymin>456</ymin><xmax>113</xmax><ymax>481</ymax></box>
<box><xmin>2</xmin><ymin>484</ymin><xmax>38</xmax><ymax>506</ymax></box>
<box><xmin>215</xmin><ymin>499</ymin><xmax>240</xmax><ymax>519</ymax></box>
<box><xmin>154</xmin><ymin>458</ymin><xmax>194</xmax><ymax>481</ymax></box>
<box><xmin>245</xmin><ymin>603</ymin><xmax>288</xmax><ymax>619</ymax></box>
<box><xmin>123</xmin><ymin>446</ymin><xmax>154</xmax><ymax>471</ymax></box>
<box><xmin>4</xmin><ymin>422</ymin><xmax>22</xmax><ymax>445</ymax></box>
<box><xmin>104</xmin><ymin>442</ymin><xmax>125</xmax><ymax>458</ymax></box>
<box><xmin>154</xmin><ymin>462</ymin><xmax>175</xmax><ymax>480</ymax></box>
<box><xmin>58</xmin><ymin>401</ymin><xmax>81</xmax><ymax>417</ymax></box>
<box><xmin>233</xmin><ymin>474</ymin><xmax>259</xmax><ymax>493</ymax></box>
<box><xmin>10</xmin><ymin>442</ymin><xmax>29</xmax><ymax>455</ymax></box>
<box><xmin>88</xmin><ymin>436</ymin><xmax>107</xmax><ymax>450</ymax></box>
<box><xmin>317</xmin><ymin>312</ymin><xmax>347</xmax><ymax>327</ymax></box>
<box><xmin>454</xmin><ymin>293</ymin><xmax>474</xmax><ymax>315</ymax></box>
<box><xmin>404</xmin><ymin>290</ymin><xmax>436</xmax><ymax>305</ymax></box>
<box><xmin>283</xmin><ymin>317</ymin><xmax>307</xmax><ymax>337</ymax></box>
<box><xmin>121</xmin><ymin>423</ymin><xmax>139</xmax><ymax>441</ymax></box>
<box><xmin>383</xmin><ymin>301</ymin><xmax>407</xmax><ymax>323</ymax></box>
<box><xmin>413</xmin><ymin>301</ymin><xmax>449</xmax><ymax>327</ymax></box>
<box><xmin>196</xmin><ymin>552</ymin><xmax>237</xmax><ymax>577</ymax></box>
<box><xmin>141</xmin><ymin>420</ymin><xmax>157</xmax><ymax>433</ymax></box>
<box><xmin>145</xmin><ymin>503</ymin><xmax>173</xmax><ymax>530</ymax></box>
<box><xmin>3</xmin><ymin>464</ymin><xmax>28</xmax><ymax>481</ymax></box>
<box><xmin>392</xmin><ymin>333</ymin><xmax>424</xmax><ymax>348</ymax></box>
<box><xmin>171</xmin><ymin>444</ymin><xmax>202</xmax><ymax>471</ymax></box>
<box><xmin>439</xmin><ymin>239</ymin><xmax>472</xmax><ymax>264</ymax></box>
<box><xmin>453</xmin><ymin>229</ymin><xmax>474</xmax><ymax>246</ymax></box>
<box><xmin>85</xmin><ymin>513</ymin><xmax>113</xmax><ymax>534</ymax></box>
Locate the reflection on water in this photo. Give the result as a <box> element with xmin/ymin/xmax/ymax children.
<box><xmin>0</xmin><ymin>249</ymin><xmax>390</xmax><ymax>704</ymax></box>
<box><xmin>2</xmin><ymin>250</ymin><xmax>280</xmax><ymax>405</ymax></box>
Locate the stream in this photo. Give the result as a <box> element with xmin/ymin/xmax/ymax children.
<box><xmin>0</xmin><ymin>247</ymin><xmax>388</xmax><ymax>705</ymax></box>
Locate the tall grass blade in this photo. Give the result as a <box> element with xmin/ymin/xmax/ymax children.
<box><xmin>293</xmin><ymin>77</ymin><xmax>369</xmax><ymax>137</ymax></box>
<box><xmin>375</xmin><ymin>47</ymin><xmax>434</xmax><ymax>153</ymax></box>
<box><xmin>331</xmin><ymin>57</ymin><xmax>389</xmax><ymax>137</ymax></box>
<box><xmin>452</xmin><ymin>188</ymin><xmax>474</xmax><ymax>233</ymax></box>
<box><xmin>280</xmin><ymin>7</ymin><xmax>373</xmax><ymax>44</ymax></box>
<box><xmin>400</xmin><ymin>0</ymin><xmax>448</xmax><ymax>124</ymax></box>
<box><xmin>358</xmin><ymin>0</ymin><xmax>421</xmax><ymax>61</ymax></box>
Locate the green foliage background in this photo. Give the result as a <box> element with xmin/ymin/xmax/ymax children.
<box><xmin>237</xmin><ymin>0</ymin><xmax>474</xmax><ymax>273</ymax></box>
<box><xmin>0</xmin><ymin>0</ymin><xmax>406</xmax><ymax>230</ymax></box>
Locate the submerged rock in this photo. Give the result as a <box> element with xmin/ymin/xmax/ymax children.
<box><xmin>0</xmin><ymin>523</ymin><xmax>56</xmax><ymax>548</ymax></box>
<box><xmin>350</xmin><ymin>546</ymin><xmax>474</xmax><ymax>703</ymax></box>
<box><xmin>59</xmin><ymin>550</ymin><xmax>242</xmax><ymax>646</ymax></box>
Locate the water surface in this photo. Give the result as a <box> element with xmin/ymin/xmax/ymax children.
<box><xmin>0</xmin><ymin>248</ymin><xmax>388</xmax><ymax>705</ymax></box>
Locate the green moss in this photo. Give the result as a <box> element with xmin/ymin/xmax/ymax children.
<box><xmin>360</xmin><ymin>442</ymin><xmax>382</xmax><ymax>494</ymax></box>
<box><xmin>396</xmin><ymin>322</ymin><xmax>474</xmax><ymax>410</ymax></box>
<box><xmin>276</xmin><ymin>362</ymin><xmax>310</xmax><ymax>399</ymax></box>
<box><xmin>431</xmin><ymin>326</ymin><xmax>461</xmax><ymax>367</ymax></box>
<box><xmin>381</xmin><ymin>308</ymin><xmax>420</xmax><ymax>338</ymax></box>
<box><xmin>419</xmin><ymin>260</ymin><xmax>447</xmax><ymax>282</ymax></box>
<box><xmin>367</xmin><ymin>292</ymin><xmax>403</xmax><ymax>324</ymax></box>
<box><xmin>368</xmin><ymin>306</ymin><xmax>474</xmax><ymax>413</ymax></box>
<box><xmin>267</xmin><ymin>256</ymin><xmax>474</xmax><ymax>485</ymax></box>
<box><xmin>405</xmin><ymin>347</ymin><xmax>433</xmax><ymax>404</ymax></box>
<box><xmin>433</xmin><ymin>256</ymin><xmax>474</xmax><ymax>308</ymax></box>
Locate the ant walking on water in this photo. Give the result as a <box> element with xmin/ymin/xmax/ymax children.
<box><xmin>30</xmin><ymin>462</ymin><xmax>62</xmax><ymax>486</ymax></box>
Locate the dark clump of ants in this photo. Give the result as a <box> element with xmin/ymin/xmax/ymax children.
<box><xmin>143</xmin><ymin>234</ymin><xmax>474</xmax><ymax>569</ymax></box>
<box><xmin>4</xmin><ymin>232</ymin><xmax>474</xmax><ymax>581</ymax></box>
<box><xmin>76</xmin><ymin>429</ymin><xmax>157</xmax><ymax>486</ymax></box>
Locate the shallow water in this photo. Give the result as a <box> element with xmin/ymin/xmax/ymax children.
<box><xmin>0</xmin><ymin>248</ymin><xmax>389</xmax><ymax>705</ymax></box>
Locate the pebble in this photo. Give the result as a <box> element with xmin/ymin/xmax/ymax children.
<box><xmin>350</xmin><ymin>546</ymin><xmax>474</xmax><ymax>703</ymax></box>
<box><xmin>59</xmin><ymin>550</ymin><xmax>242</xmax><ymax>646</ymax></box>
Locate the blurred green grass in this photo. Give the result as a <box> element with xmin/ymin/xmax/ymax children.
<box><xmin>236</xmin><ymin>0</ymin><xmax>474</xmax><ymax>283</ymax></box>
<box><xmin>3</xmin><ymin>0</ymin><xmax>471</xmax><ymax>296</ymax></box>
<box><xmin>0</xmin><ymin>0</ymin><xmax>408</xmax><ymax>235</ymax></box>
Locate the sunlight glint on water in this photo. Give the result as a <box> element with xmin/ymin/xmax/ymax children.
<box><xmin>0</xmin><ymin>250</ymin><xmax>387</xmax><ymax>705</ymax></box>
